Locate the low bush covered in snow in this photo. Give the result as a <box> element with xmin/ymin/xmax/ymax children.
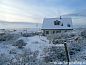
<box><xmin>43</xmin><ymin>46</ymin><xmax>67</xmax><ymax>63</ymax></box>
<box><xmin>69</xmin><ymin>43</ymin><xmax>81</xmax><ymax>56</ymax></box>
<box><xmin>13</xmin><ymin>39</ymin><xmax>27</xmax><ymax>48</ymax></box>
<box><xmin>81</xmin><ymin>30</ymin><xmax>86</xmax><ymax>38</ymax></box>
<box><xmin>0</xmin><ymin>33</ymin><xmax>20</xmax><ymax>42</ymax></box>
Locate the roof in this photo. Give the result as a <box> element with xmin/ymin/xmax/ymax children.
<box><xmin>42</xmin><ymin>18</ymin><xmax>73</xmax><ymax>30</ymax></box>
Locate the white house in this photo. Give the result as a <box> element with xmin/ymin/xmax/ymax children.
<box><xmin>41</xmin><ymin>17</ymin><xmax>73</xmax><ymax>36</ymax></box>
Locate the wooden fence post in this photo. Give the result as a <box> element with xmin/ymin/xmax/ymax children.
<box><xmin>64</xmin><ymin>42</ymin><xmax>70</xmax><ymax>65</ymax></box>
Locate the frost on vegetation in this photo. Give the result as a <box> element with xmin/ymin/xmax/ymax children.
<box><xmin>0</xmin><ymin>29</ymin><xmax>86</xmax><ymax>65</ymax></box>
<box><xmin>81</xmin><ymin>30</ymin><xmax>86</xmax><ymax>38</ymax></box>
<box><xmin>13</xmin><ymin>39</ymin><xmax>27</xmax><ymax>48</ymax></box>
<box><xmin>0</xmin><ymin>48</ymin><xmax>40</xmax><ymax>65</ymax></box>
<box><xmin>9</xmin><ymin>48</ymin><xmax>17</xmax><ymax>54</ymax></box>
<box><xmin>22</xmin><ymin>32</ymin><xmax>40</xmax><ymax>37</ymax></box>
<box><xmin>42</xmin><ymin>46</ymin><xmax>67</xmax><ymax>63</ymax></box>
<box><xmin>0</xmin><ymin>33</ymin><xmax>20</xmax><ymax>42</ymax></box>
<box><xmin>69</xmin><ymin>43</ymin><xmax>81</xmax><ymax>56</ymax></box>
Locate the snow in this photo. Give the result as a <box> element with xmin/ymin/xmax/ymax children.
<box><xmin>18</xmin><ymin>36</ymin><xmax>50</xmax><ymax>59</ymax></box>
<box><xmin>0</xmin><ymin>28</ymin><xmax>86</xmax><ymax>65</ymax></box>
<box><xmin>0</xmin><ymin>34</ymin><xmax>51</xmax><ymax>59</ymax></box>
<box><xmin>42</xmin><ymin>18</ymin><xmax>73</xmax><ymax>30</ymax></box>
<box><xmin>0</xmin><ymin>44</ymin><xmax>10</xmax><ymax>54</ymax></box>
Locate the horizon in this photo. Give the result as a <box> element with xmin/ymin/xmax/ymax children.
<box><xmin>0</xmin><ymin>21</ymin><xmax>86</xmax><ymax>29</ymax></box>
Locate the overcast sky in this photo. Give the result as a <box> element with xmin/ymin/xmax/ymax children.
<box><xmin>0</xmin><ymin>0</ymin><xmax>86</xmax><ymax>23</ymax></box>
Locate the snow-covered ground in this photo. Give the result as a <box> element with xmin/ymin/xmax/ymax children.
<box><xmin>0</xmin><ymin>28</ymin><xmax>86</xmax><ymax>65</ymax></box>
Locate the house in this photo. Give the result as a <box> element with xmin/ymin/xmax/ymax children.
<box><xmin>41</xmin><ymin>17</ymin><xmax>73</xmax><ymax>36</ymax></box>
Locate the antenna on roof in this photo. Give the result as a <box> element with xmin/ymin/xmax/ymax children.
<box><xmin>60</xmin><ymin>16</ymin><xmax>62</xmax><ymax>19</ymax></box>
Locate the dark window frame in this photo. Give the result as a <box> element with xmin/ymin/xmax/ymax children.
<box><xmin>46</xmin><ymin>31</ymin><xmax>49</xmax><ymax>34</ymax></box>
<box><xmin>53</xmin><ymin>31</ymin><xmax>55</xmax><ymax>34</ymax></box>
<box><xmin>54</xmin><ymin>20</ymin><xmax>61</xmax><ymax>25</ymax></box>
<box><xmin>56</xmin><ymin>30</ymin><xmax>61</xmax><ymax>33</ymax></box>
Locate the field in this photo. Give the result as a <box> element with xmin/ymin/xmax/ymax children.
<box><xmin>0</xmin><ymin>28</ymin><xmax>86</xmax><ymax>65</ymax></box>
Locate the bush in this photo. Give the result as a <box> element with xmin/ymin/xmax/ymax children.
<box><xmin>0</xmin><ymin>34</ymin><xmax>20</xmax><ymax>41</ymax></box>
<box><xmin>13</xmin><ymin>39</ymin><xmax>27</xmax><ymax>48</ymax></box>
<box><xmin>0</xmin><ymin>53</ymin><xmax>10</xmax><ymax>65</ymax></box>
<box><xmin>43</xmin><ymin>46</ymin><xmax>67</xmax><ymax>63</ymax></box>
<box><xmin>17</xmin><ymin>48</ymin><xmax>39</xmax><ymax>64</ymax></box>
<box><xmin>22</xmin><ymin>33</ymin><xmax>36</xmax><ymax>37</ymax></box>
<box><xmin>69</xmin><ymin>43</ymin><xmax>81</xmax><ymax>55</ymax></box>
<box><xmin>0</xmin><ymin>37</ymin><xmax>6</xmax><ymax>41</ymax></box>
<box><xmin>81</xmin><ymin>30</ymin><xmax>86</xmax><ymax>38</ymax></box>
<box><xmin>53</xmin><ymin>39</ymin><xmax>66</xmax><ymax>44</ymax></box>
<box><xmin>9</xmin><ymin>48</ymin><xmax>17</xmax><ymax>54</ymax></box>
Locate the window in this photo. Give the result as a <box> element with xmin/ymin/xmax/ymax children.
<box><xmin>46</xmin><ymin>31</ymin><xmax>49</xmax><ymax>34</ymax></box>
<box><xmin>67</xmin><ymin>24</ymin><xmax>71</xmax><ymax>27</ymax></box>
<box><xmin>65</xmin><ymin>30</ymin><xmax>67</xmax><ymax>32</ymax></box>
<box><xmin>56</xmin><ymin>30</ymin><xmax>61</xmax><ymax>33</ymax></box>
<box><xmin>53</xmin><ymin>31</ymin><xmax>55</xmax><ymax>34</ymax></box>
<box><xmin>54</xmin><ymin>20</ymin><xmax>60</xmax><ymax>25</ymax></box>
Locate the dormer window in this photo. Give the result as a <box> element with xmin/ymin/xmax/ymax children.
<box><xmin>54</xmin><ymin>20</ymin><xmax>60</xmax><ymax>25</ymax></box>
<box><xmin>67</xmin><ymin>24</ymin><xmax>71</xmax><ymax>27</ymax></box>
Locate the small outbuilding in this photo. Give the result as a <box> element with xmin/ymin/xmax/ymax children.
<box><xmin>41</xmin><ymin>17</ymin><xmax>73</xmax><ymax>36</ymax></box>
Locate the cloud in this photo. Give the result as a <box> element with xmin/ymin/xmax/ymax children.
<box><xmin>0</xmin><ymin>0</ymin><xmax>86</xmax><ymax>23</ymax></box>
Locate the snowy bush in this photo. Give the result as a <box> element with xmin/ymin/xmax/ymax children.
<box><xmin>13</xmin><ymin>48</ymin><xmax>39</xmax><ymax>65</ymax></box>
<box><xmin>69</xmin><ymin>43</ymin><xmax>81</xmax><ymax>56</ymax></box>
<box><xmin>60</xmin><ymin>33</ymin><xmax>69</xmax><ymax>39</ymax></box>
<box><xmin>81</xmin><ymin>30</ymin><xmax>86</xmax><ymax>38</ymax></box>
<box><xmin>43</xmin><ymin>46</ymin><xmax>67</xmax><ymax>63</ymax></box>
<box><xmin>22</xmin><ymin>33</ymin><xmax>37</xmax><ymax>37</ymax></box>
<box><xmin>0</xmin><ymin>53</ymin><xmax>11</xmax><ymax>65</ymax></box>
<box><xmin>68</xmin><ymin>33</ymin><xmax>77</xmax><ymax>38</ymax></box>
<box><xmin>69</xmin><ymin>33</ymin><xmax>76</xmax><ymax>37</ymax></box>
<box><xmin>13</xmin><ymin>39</ymin><xmax>27</xmax><ymax>48</ymax></box>
<box><xmin>0</xmin><ymin>37</ymin><xmax>6</xmax><ymax>41</ymax></box>
<box><xmin>0</xmin><ymin>48</ymin><xmax>39</xmax><ymax>65</ymax></box>
<box><xmin>9</xmin><ymin>48</ymin><xmax>17</xmax><ymax>54</ymax></box>
<box><xmin>22</xmin><ymin>48</ymin><xmax>38</xmax><ymax>62</ymax></box>
<box><xmin>4</xmin><ymin>34</ymin><xmax>14</xmax><ymax>41</ymax></box>
<box><xmin>0</xmin><ymin>33</ymin><xmax>20</xmax><ymax>42</ymax></box>
<box><xmin>53</xmin><ymin>39</ymin><xmax>66</xmax><ymax>44</ymax></box>
<box><xmin>0</xmin><ymin>34</ymin><xmax>7</xmax><ymax>41</ymax></box>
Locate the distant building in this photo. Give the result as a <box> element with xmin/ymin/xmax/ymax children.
<box><xmin>41</xmin><ymin>17</ymin><xmax>73</xmax><ymax>36</ymax></box>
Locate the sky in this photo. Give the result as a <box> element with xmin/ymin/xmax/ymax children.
<box><xmin>0</xmin><ymin>0</ymin><xmax>86</xmax><ymax>23</ymax></box>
